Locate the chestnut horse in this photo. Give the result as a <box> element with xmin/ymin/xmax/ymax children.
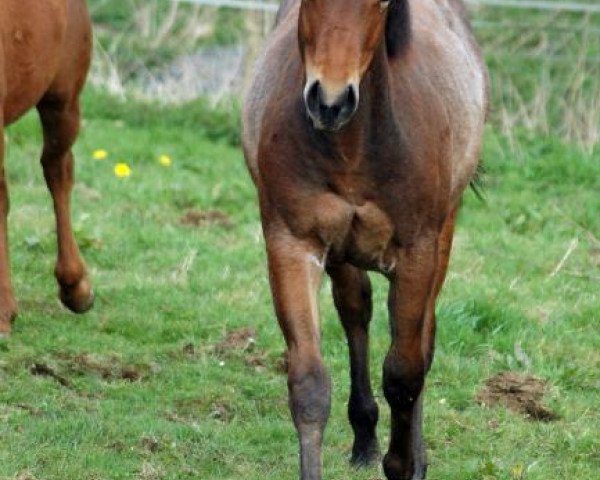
<box><xmin>243</xmin><ymin>0</ymin><xmax>488</xmax><ymax>478</ymax></box>
<box><xmin>0</xmin><ymin>0</ymin><xmax>94</xmax><ymax>335</ymax></box>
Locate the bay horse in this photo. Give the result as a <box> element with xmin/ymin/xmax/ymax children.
<box><xmin>242</xmin><ymin>0</ymin><xmax>488</xmax><ymax>478</ymax></box>
<box><xmin>0</xmin><ymin>0</ymin><xmax>94</xmax><ymax>336</ymax></box>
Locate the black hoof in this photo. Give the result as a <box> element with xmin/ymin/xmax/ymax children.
<box><xmin>350</xmin><ymin>439</ymin><xmax>380</xmax><ymax>467</ymax></box>
<box><xmin>383</xmin><ymin>453</ymin><xmax>427</xmax><ymax>480</ymax></box>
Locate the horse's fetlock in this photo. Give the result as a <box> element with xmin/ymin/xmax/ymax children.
<box><xmin>55</xmin><ymin>262</ymin><xmax>85</xmax><ymax>287</ymax></box>
<box><xmin>383</xmin><ymin>452</ymin><xmax>416</xmax><ymax>480</ymax></box>
<box><xmin>349</xmin><ymin>393</ymin><xmax>379</xmax><ymax>431</ymax></box>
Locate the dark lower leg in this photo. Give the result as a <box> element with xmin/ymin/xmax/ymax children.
<box><xmin>382</xmin><ymin>237</ymin><xmax>438</xmax><ymax>480</ymax></box>
<box><xmin>329</xmin><ymin>264</ymin><xmax>379</xmax><ymax>466</ymax></box>
<box><xmin>382</xmin><ymin>348</ymin><xmax>426</xmax><ymax>480</ymax></box>
<box><xmin>347</xmin><ymin>328</ymin><xmax>380</xmax><ymax>466</ymax></box>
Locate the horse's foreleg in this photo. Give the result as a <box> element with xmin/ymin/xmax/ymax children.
<box><xmin>382</xmin><ymin>234</ymin><xmax>438</xmax><ymax>480</ymax></box>
<box><xmin>0</xmin><ymin>123</ymin><xmax>17</xmax><ymax>335</ymax></box>
<box><xmin>266</xmin><ymin>229</ymin><xmax>330</xmax><ymax>480</ymax></box>
<box><xmin>37</xmin><ymin>97</ymin><xmax>93</xmax><ymax>314</ymax></box>
<box><xmin>328</xmin><ymin>263</ymin><xmax>379</xmax><ymax>466</ymax></box>
<box><xmin>382</xmin><ymin>209</ymin><xmax>457</xmax><ymax>480</ymax></box>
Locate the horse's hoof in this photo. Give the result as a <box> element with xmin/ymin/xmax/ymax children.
<box><xmin>350</xmin><ymin>439</ymin><xmax>380</xmax><ymax>468</ymax></box>
<box><xmin>383</xmin><ymin>453</ymin><xmax>427</xmax><ymax>480</ymax></box>
<box><xmin>59</xmin><ymin>278</ymin><xmax>94</xmax><ymax>314</ymax></box>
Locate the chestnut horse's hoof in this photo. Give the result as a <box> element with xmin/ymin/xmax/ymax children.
<box><xmin>59</xmin><ymin>277</ymin><xmax>94</xmax><ymax>314</ymax></box>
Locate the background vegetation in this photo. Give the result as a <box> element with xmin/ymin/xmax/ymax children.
<box><xmin>0</xmin><ymin>1</ymin><xmax>598</xmax><ymax>479</ymax></box>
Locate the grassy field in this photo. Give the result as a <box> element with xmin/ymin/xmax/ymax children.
<box><xmin>0</xmin><ymin>86</ymin><xmax>598</xmax><ymax>480</ymax></box>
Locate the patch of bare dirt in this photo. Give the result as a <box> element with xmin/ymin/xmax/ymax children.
<box><xmin>16</xmin><ymin>403</ymin><xmax>43</xmax><ymax>417</ymax></box>
<box><xmin>179</xmin><ymin>209</ymin><xmax>233</xmax><ymax>228</ymax></box>
<box><xmin>141</xmin><ymin>435</ymin><xmax>161</xmax><ymax>453</ymax></box>
<box><xmin>30</xmin><ymin>354</ymin><xmax>155</xmax><ymax>387</ymax></box>
<box><xmin>214</xmin><ymin>328</ymin><xmax>256</xmax><ymax>354</ymax></box>
<box><xmin>14</xmin><ymin>472</ymin><xmax>38</xmax><ymax>480</ymax></box>
<box><xmin>475</xmin><ymin>372</ymin><xmax>559</xmax><ymax>422</ymax></box>
<box><xmin>60</xmin><ymin>353</ymin><xmax>153</xmax><ymax>382</ymax></box>
<box><xmin>208</xmin><ymin>400</ymin><xmax>233</xmax><ymax>422</ymax></box>
<box><xmin>137</xmin><ymin>461</ymin><xmax>164</xmax><ymax>480</ymax></box>
<box><xmin>182</xmin><ymin>342</ymin><xmax>196</xmax><ymax>356</ymax></box>
<box><xmin>172</xmin><ymin>396</ymin><xmax>234</xmax><ymax>423</ymax></box>
<box><xmin>244</xmin><ymin>352</ymin><xmax>268</xmax><ymax>371</ymax></box>
<box><xmin>30</xmin><ymin>363</ymin><xmax>72</xmax><ymax>388</ymax></box>
<box><xmin>274</xmin><ymin>351</ymin><xmax>289</xmax><ymax>374</ymax></box>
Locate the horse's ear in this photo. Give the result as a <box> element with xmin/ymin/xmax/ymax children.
<box><xmin>385</xmin><ymin>0</ymin><xmax>411</xmax><ymax>58</ymax></box>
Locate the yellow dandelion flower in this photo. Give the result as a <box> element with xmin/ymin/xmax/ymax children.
<box><xmin>159</xmin><ymin>154</ymin><xmax>172</xmax><ymax>167</ymax></box>
<box><xmin>93</xmin><ymin>149</ymin><xmax>108</xmax><ymax>160</ymax></box>
<box><xmin>114</xmin><ymin>163</ymin><xmax>132</xmax><ymax>178</ymax></box>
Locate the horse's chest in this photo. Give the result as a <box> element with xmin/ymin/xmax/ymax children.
<box><xmin>312</xmin><ymin>191</ymin><xmax>397</xmax><ymax>272</ymax></box>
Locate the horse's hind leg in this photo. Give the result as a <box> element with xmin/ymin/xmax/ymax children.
<box><xmin>0</xmin><ymin>123</ymin><xmax>18</xmax><ymax>335</ymax></box>
<box><xmin>328</xmin><ymin>264</ymin><xmax>379</xmax><ymax>466</ymax></box>
<box><xmin>37</xmin><ymin>95</ymin><xmax>93</xmax><ymax>314</ymax></box>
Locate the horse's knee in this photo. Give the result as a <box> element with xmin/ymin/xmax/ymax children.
<box><xmin>288</xmin><ymin>353</ymin><xmax>331</xmax><ymax>430</ymax></box>
<box><xmin>382</xmin><ymin>352</ymin><xmax>425</xmax><ymax>412</ymax></box>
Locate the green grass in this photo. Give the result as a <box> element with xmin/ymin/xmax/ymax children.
<box><xmin>0</xmin><ymin>89</ymin><xmax>599</xmax><ymax>480</ymax></box>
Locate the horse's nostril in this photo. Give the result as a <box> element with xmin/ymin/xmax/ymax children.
<box><xmin>346</xmin><ymin>85</ymin><xmax>357</xmax><ymax>111</ymax></box>
<box><xmin>305</xmin><ymin>80</ymin><xmax>359</xmax><ymax>129</ymax></box>
<box><xmin>306</xmin><ymin>80</ymin><xmax>322</xmax><ymax>113</ymax></box>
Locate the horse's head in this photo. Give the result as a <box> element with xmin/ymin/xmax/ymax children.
<box><xmin>299</xmin><ymin>0</ymin><xmax>409</xmax><ymax>131</ymax></box>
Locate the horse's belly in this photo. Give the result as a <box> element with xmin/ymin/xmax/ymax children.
<box><xmin>0</xmin><ymin>0</ymin><xmax>68</xmax><ymax>124</ymax></box>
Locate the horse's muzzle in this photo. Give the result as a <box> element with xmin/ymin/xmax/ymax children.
<box><xmin>304</xmin><ymin>80</ymin><xmax>359</xmax><ymax>131</ymax></box>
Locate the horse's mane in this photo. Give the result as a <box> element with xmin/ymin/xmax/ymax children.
<box><xmin>386</xmin><ymin>0</ymin><xmax>411</xmax><ymax>58</ymax></box>
<box><xmin>275</xmin><ymin>0</ymin><xmax>297</xmax><ymax>26</ymax></box>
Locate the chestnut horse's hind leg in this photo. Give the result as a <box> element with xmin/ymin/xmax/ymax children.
<box><xmin>328</xmin><ymin>264</ymin><xmax>380</xmax><ymax>466</ymax></box>
<box><xmin>0</xmin><ymin>124</ymin><xmax>18</xmax><ymax>335</ymax></box>
<box><xmin>37</xmin><ymin>95</ymin><xmax>93</xmax><ymax>314</ymax></box>
<box><xmin>266</xmin><ymin>230</ymin><xmax>330</xmax><ymax>480</ymax></box>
